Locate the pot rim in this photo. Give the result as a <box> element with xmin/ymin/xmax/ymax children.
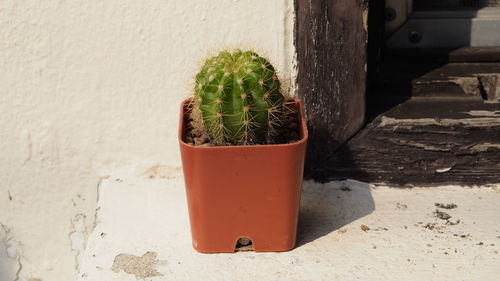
<box><xmin>178</xmin><ymin>98</ymin><xmax>308</xmax><ymax>149</ymax></box>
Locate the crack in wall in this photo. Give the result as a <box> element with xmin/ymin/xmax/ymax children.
<box><xmin>89</xmin><ymin>176</ymin><xmax>106</xmax><ymax>234</ymax></box>
<box><xmin>70</xmin><ymin>176</ymin><xmax>108</xmax><ymax>275</ymax></box>
<box><xmin>22</xmin><ymin>132</ymin><xmax>32</xmax><ymax>164</ymax></box>
<box><xmin>68</xmin><ymin>214</ymin><xmax>87</xmax><ymax>272</ymax></box>
<box><xmin>1</xmin><ymin>223</ymin><xmax>24</xmax><ymax>281</ymax></box>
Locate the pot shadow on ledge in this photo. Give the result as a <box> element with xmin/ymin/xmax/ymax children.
<box><xmin>296</xmin><ymin>179</ymin><xmax>375</xmax><ymax>247</ymax></box>
<box><xmin>297</xmin><ymin>125</ymin><xmax>376</xmax><ymax>246</ymax></box>
<box><xmin>296</xmin><ymin>143</ymin><xmax>375</xmax><ymax>246</ymax></box>
<box><xmin>297</xmin><ymin>180</ymin><xmax>375</xmax><ymax>247</ymax></box>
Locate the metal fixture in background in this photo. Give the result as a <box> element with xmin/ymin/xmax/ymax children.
<box><xmin>385</xmin><ymin>0</ymin><xmax>413</xmax><ymax>36</ymax></box>
<box><xmin>385</xmin><ymin>8</ymin><xmax>397</xmax><ymax>21</ymax></box>
<box><xmin>408</xmin><ymin>30</ymin><xmax>422</xmax><ymax>44</ymax></box>
<box><xmin>385</xmin><ymin>0</ymin><xmax>500</xmax><ymax>48</ymax></box>
<box><xmin>414</xmin><ymin>1</ymin><xmax>500</xmax><ymax>11</ymax></box>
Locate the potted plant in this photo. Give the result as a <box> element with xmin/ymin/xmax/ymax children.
<box><xmin>178</xmin><ymin>50</ymin><xmax>308</xmax><ymax>253</ymax></box>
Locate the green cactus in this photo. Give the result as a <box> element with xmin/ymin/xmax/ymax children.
<box><xmin>192</xmin><ymin>50</ymin><xmax>288</xmax><ymax>145</ymax></box>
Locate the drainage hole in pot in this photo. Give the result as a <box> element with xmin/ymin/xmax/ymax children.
<box><xmin>235</xmin><ymin>237</ymin><xmax>254</xmax><ymax>252</ymax></box>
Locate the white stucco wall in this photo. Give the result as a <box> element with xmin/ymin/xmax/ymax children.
<box><xmin>0</xmin><ymin>1</ymin><xmax>295</xmax><ymax>280</ymax></box>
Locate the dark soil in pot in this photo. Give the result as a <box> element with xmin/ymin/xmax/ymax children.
<box><xmin>183</xmin><ymin>101</ymin><xmax>301</xmax><ymax>147</ymax></box>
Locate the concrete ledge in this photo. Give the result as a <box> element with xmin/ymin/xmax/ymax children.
<box><xmin>77</xmin><ymin>174</ymin><xmax>500</xmax><ymax>280</ymax></box>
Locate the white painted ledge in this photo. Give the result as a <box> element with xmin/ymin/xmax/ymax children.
<box><xmin>77</xmin><ymin>172</ymin><xmax>500</xmax><ymax>281</ymax></box>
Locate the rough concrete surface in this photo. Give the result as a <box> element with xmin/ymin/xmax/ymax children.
<box><xmin>112</xmin><ymin>252</ymin><xmax>163</xmax><ymax>279</ymax></box>
<box><xmin>76</xmin><ymin>172</ymin><xmax>500</xmax><ymax>281</ymax></box>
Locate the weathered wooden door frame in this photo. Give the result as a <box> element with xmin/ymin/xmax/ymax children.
<box><xmin>295</xmin><ymin>0</ymin><xmax>500</xmax><ymax>186</ymax></box>
<box><xmin>295</xmin><ymin>0</ymin><xmax>369</xmax><ymax>180</ymax></box>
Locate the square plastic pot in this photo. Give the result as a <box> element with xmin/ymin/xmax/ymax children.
<box><xmin>178</xmin><ymin>98</ymin><xmax>308</xmax><ymax>253</ymax></box>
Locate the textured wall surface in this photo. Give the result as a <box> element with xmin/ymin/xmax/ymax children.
<box><xmin>0</xmin><ymin>1</ymin><xmax>295</xmax><ymax>280</ymax></box>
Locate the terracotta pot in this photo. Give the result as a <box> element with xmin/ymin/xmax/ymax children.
<box><xmin>178</xmin><ymin>98</ymin><xmax>308</xmax><ymax>253</ymax></box>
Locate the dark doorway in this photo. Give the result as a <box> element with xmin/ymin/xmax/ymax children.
<box><xmin>295</xmin><ymin>0</ymin><xmax>500</xmax><ymax>185</ymax></box>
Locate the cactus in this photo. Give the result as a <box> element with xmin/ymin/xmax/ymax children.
<box><xmin>192</xmin><ymin>50</ymin><xmax>288</xmax><ymax>145</ymax></box>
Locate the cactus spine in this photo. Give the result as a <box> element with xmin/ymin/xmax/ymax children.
<box><xmin>193</xmin><ymin>50</ymin><xmax>287</xmax><ymax>145</ymax></box>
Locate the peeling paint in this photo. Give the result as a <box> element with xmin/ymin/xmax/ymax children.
<box><xmin>448</xmin><ymin>77</ymin><xmax>481</xmax><ymax>96</ymax></box>
<box><xmin>111</xmin><ymin>252</ymin><xmax>163</xmax><ymax>279</ymax></box>
<box><xmin>362</xmin><ymin>10</ymin><xmax>369</xmax><ymax>33</ymax></box>
<box><xmin>387</xmin><ymin>139</ymin><xmax>451</xmax><ymax>152</ymax></box>
<box><xmin>1</xmin><ymin>223</ymin><xmax>24</xmax><ymax>281</ymax></box>
<box><xmin>383</xmin><ymin>138</ymin><xmax>500</xmax><ymax>154</ymax></box>
<box><xmin>69</xmin><ymin>214</ymin><xmax>88</xmax><ymax>272</ymax></box>
<box><xmin>380</xmin><ymin>116</ymin><xmax>500</xmax><ymax>128</ymax></box>
<box><xmin>436</xmin><ymin>167</ymin><xmax>453</xmax><ymax>173</ymax></box>
<box><xmin>478</xmin><ymin>74</ymin><xmax>500</xmax><ymax>102</ymax></box>
<box><xmin>464</xmin><ymin>110</ymin><xmax>500</xmax><ymax>117</ymax></box>
<box><xmin>422</xmin><ymin>74</ymin><xmax>500</xmax><ymax>100</ymax></box>
<box><xmin>470</xmin><ymin>142</ymin><xmax>500</xmax><ymax>152</ymax></box>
